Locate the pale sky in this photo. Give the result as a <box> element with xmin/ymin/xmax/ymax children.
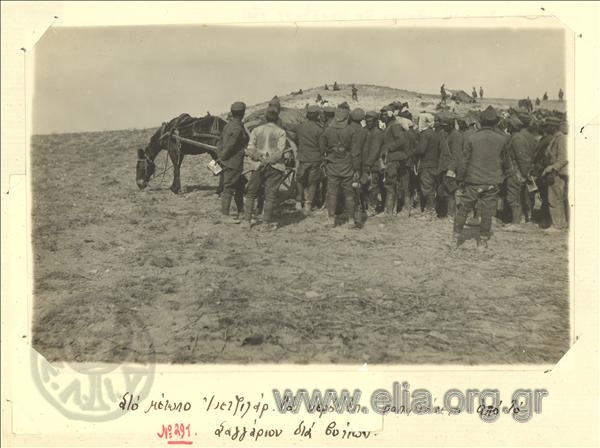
<box><xmin>32</xmin><ymin>25</ymin><xmax>566</xmax><ymax>134</ymax></box>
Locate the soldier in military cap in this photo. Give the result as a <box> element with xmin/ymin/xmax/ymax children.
<box><xmin>518</xmin><ymin>113</ymin><xmax>539</xmax><ymax>223</ymax></box>
<box><xmin>395</xmin><ymin>110</ymin><xmax>418</xmax><ymax>217</ymax></box>
<box><xmin>504</xmin><ymin>116</ymin><xmax>525</xmax><ymax>224</ymax></box>
<box><xmin>380</xmin><ymin>105</ymin><xmax>411</xmax><ymax>216</ymax></box>
<box><xmin>362</xmin><ymin>110</ymin><xmax>385</xmax><ymax>216</ymax></box>
<box><xmin>531</xmin><ymin>120</ymin><xmax>555</xmax><ymax>226</ymax></box>
<box><xmin>243</xmin><ymin>107</ymin><xmax>289</xmax><ymax>230</ymax></box>
<box><xmin>415</xmin><ymin>111</ymin><xmax>443</xmax><ymax>219</ymax></box>
<box><xmin>339</xmin><ymin>108</ymin><xmax>367</xmax><ymax>227</ymax></box>
<box><xmin>437</xmin><ymin>111</ymin><xmax>461</xmax><ymax>218</ymax></box>
<box><xmin>217</xmin><ymin>101</ymin><xmax>249</xmax><ymax>223</ymax></box>
<box><xmin>269</xmin><ymin>96</ymin><xmax>281</xmax><ymax>112</ymax></box>
<box><xmin>320</xmin><ymin>106</ymin><xmax>362</xmax><ymax>228</ymax></box>
<box><xmin>504</xmin><ymin>115</ymin><xmax>538</xmax><ymax>226</ymax></box>
<box><xmin>322</xmin><ymin>106</ymin><xmax>336</xmax><ymax>127</ymax></box>
<box><xmin>295</xmin><ymin>105</ymin><xmax>325</xmax><ymax>214</ymax></box>
<box><xmin>313</xmin><ymin>105</ymin><xmax>337</xmax><ymax>209</ymax></box>
<box><xmin>541</xmin><ymin>116</ymin><xmax>568</xmax><ymax>231</ymax></box>
<box><xmin>453</xmin><ymin>105</ymin><xmax>509</xmax><ymax>249</ymax></box>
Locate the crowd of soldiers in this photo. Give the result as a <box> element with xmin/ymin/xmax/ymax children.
<box><xmin>216</xmin><ymin>96</ymin><xmax>568</xmax><ymax>248</ymax></box>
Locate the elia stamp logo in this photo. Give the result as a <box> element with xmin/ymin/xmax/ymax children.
<box><xmin>31</xmin><ymin>308</ymin><xmax>155</xmax><ymax>422</ymax></box>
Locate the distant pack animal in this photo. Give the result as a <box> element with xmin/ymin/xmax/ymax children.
<box><xmin>388</xmin><ymin>100</ymin><xmax>409</xmax><ymax>112</ymax></box>
<box><xmin>518</xmin><ymin>98</ymin><xmax>533</xmax><ymax>112</ymax></box>
<box><xmin>136</xmin><ymin>113</ymin><xmax>227</xmax><ymax>194</ymax></box>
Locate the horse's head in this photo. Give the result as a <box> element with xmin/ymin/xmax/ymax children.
<box><xmin>136</xmin><ymin>147</ymin><xmax>155</xmax><ymax>189</ymax></box>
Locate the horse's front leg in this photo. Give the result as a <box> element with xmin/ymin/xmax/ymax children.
<box><xmin>169</xmin><ymin>147</ymin><xmax>183</xmax><ymax>194</ymax></box>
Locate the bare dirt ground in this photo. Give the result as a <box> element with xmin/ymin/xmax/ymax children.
<box><xmin>31</xmin><ymin>88</ymin><xmax>569</xmax><ymax>366</ymax></box>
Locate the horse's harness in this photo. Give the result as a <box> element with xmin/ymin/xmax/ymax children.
<box><xmin>137</xmin><ymin>152</ymin><xmax>155</xmax><ymax>172</ymax></box>
<box><xmin>141</xmin><ymin>115</ymin><xmax>224</xmax><ymax>184</ymax></box>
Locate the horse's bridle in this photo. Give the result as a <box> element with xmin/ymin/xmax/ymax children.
<box><xmin>137</xmin><ymin>152</ymin><xmax>156</xmax><ymax>181</ymax></box>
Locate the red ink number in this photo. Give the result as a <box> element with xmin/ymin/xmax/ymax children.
<box><xmin>157</xmin><ymin>424</ymin><xmax>192</xmax><ymax>444</ymax></box>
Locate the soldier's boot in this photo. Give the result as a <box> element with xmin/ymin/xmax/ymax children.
<box><xmin>453</xmin><ymin>231</ymin><xmax>464</xmax><ymax>249</ymax></box>
<box><xmin>367</xmin><ymin>204</ymin><xmax>379</xmax><ymax>217</ymax></box>
<box><xmin>295</xmin><ymin>183</ymin><xmax>304</xmax><ymax>212</ymax></box>
<box><xmin>326</xmin><ymin>189</ymin><xmax>339</xmax><ymax>223</ymax></box>
<box><xmin>476</xmin><ymin>236</ymin><xmax>490</xmax><ymax>251</ymax></box>
<box><xmin>384</xmin><ymin>191</ymin><xmax>397</xmax><ymax>216</ymax></box>
<box><xmin>397</xmin><ymin>196</ymin><xmax>410</xmax><ymax>218</ymax></box>
<box><xmin>263</xmin><ymin>192</ymin><xmax>279</xmax><ymax>225</ymax></box>
<box><xmin>344</xmin><ymin>193</ymin><xmax>359</xmax><ymax>228</ymax></box>
<box><xmin>447</xmin><ymin>196</ymin><xmax>456</xmax><ymax>218</ymax></box>
<box><xmin>303</xmin><ymin>201</ymin><xmax>312</xmax><ymax>216</ymax></box>
<box><xmin>233</xmin><ymin>189</ymin><xmax>244</xmax><ymax>217</ymax></box>
<box><xmin>511</xmin><ymin>206</ymin><xmax>522</xmax><ymax>225</ymax></box>
<box><xmin>216</xmin><ymin>172</ymin><xmax>225</xmax><ymax>197</ymax></box>
<box><xmin>243</xmin><ymin>198</ymin><xmax>256</xmax><ymax>228</ymax></box>
<box><xmin>221</xmin><ymin>193</ymin><xmax>240</xmax><ymax>223</ymax></box>
<box><xmin>221</xmin><ymin>193</ymin><xmax>232</xmax><ymax>215</ymax></box>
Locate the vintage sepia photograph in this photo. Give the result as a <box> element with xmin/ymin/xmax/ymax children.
<box><xmin>30</xmin><ymin>21</ymin><xmax>570</xmax><ymax>366</ymax></box>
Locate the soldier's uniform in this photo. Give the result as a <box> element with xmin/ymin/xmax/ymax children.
<box><xmin>454</xmin><ymin>106</ymin><xmax>509</xmax><ymax>245</ymax></box>
<box><xmin>531</xmin><ymin>130</ymin><xmax>554</xmax><ymax>226</ymax></box>
<box><xmin>313</xmin><ymin>106</ymin><xmax>337</xmax><ymax>208</ymax></box>
<box><xmin>415</xmin><ymin>123</ymin><xmax>442</xmax><ymax>216</ymax></box>
<box><xmin>518</xmin><ymin>116</ymin><xmax>539</xmax><ymax>220</ymax></box>
<box><xmin>320</xmin><ymin>107</ymin><xmax>364</xmax><ymax>227</ymax></box>
<box><xmin>381</xmin><ymin>113</ymin><xmax>410</xmax><ymax>215</ymax></box>
<box><xmin>543</xmin><ymin>118</ymin><xmax>568</xmax><ymax>230</ymax></box>
<box><xmin>295</xmin><ymin>105</ymin><xmax>325</xmax><ymax>212</ymax></box>
<box><xmin>243</xmin><ymin>108</ymin><xmax>288</xmax><ymax>227</ymax></box>
<box><xmin>405</xmin><ymin>126</ymin><xmax>421</xmax><ymax>212</ymax></box>
<box><xmin>438</xmin><ymin>119</ymin><xmax>463</xmax><ymax>217</ymax></box>
<box><xmin>505</xmin><ymin>117</ymin><xmax>535</xmax><ymax>224</ymax></box>
<box><xmin>362</xmin><ymin>110</ymin><xmax>385</xmax><ymax>215</ymax></box>
<box><xmin>393</xmin><ymin>112</ymin><xmax>418</xmax><ymax>216</ymax></box>
<box><xmin>218</xmin><ymin>101</ymin><xmax>249</xmax><ymax>219</ymax></box>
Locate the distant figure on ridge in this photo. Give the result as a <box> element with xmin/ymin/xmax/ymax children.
<box><xmin>479</xmin><ymin>86</ymin><xmax>484</xmax><ymax>99</ymax></box>
<box><xmin>558</xmin><ymin>88</ymin><xmax>564</xmax><ymax>101</ymax></box>
<box><xmin>324</xmin><ymin>84</ymin><xmax>329</xmax><ymax>91</ymax></box>
<box><xmin>543</xmin><ymin>92</ymin><xmax>548</xmax><ymax>101</ymax></box>
<box><xmin>472</xmin><ymin>87</ymin><xmax>478</xmax><ymax>99</ymax></box>
<box><xmin>333</xmin><ymin>81</ymin><xmax>340</xmax><ymax>91</ymax></box>
<box><xmin>351</xmin><ymin>84</ymin><xmax>358</xmax><ymax>101</ymax></box>
<box><xmin>440</xmin><ymin>83</ymin><xmax>448</xmax><ymax>104</ymax></box>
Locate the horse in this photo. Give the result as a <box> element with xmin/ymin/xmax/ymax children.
<box><xmin>136</xmin><ymin>113</ymin><xmax>227</xmax><ymax>194</ymax></box>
